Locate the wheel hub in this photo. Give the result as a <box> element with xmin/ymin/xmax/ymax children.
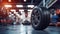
<box><xmin>32</xmin><ymin>9</ymin><xmax>41</xmax><ymax>26</ymax></box>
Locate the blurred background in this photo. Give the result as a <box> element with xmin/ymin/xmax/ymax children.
<box><xmin>0</xmin><ymin>0</ymin><xmax>60</xmax><ymax>34</ymax></box>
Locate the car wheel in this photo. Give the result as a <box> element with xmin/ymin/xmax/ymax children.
<box><xmin>31</xmin><ymin>6</ymin><xmax>50</xmax><ymax>30</ymax></box>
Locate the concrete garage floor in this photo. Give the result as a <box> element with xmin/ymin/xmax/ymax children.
<box><xmin>0</xmin><ymin>25</ymin><xmax>60</xmax><ymax>34</ymax></box>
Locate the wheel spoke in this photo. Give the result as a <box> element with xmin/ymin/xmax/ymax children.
<box><xmin>32</xmin><ymin>9</ymin><xmax>41</xmax><ymax>26</ymax></box>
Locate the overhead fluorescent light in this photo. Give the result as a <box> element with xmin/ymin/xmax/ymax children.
<box><xmin>8</xmin><ymin>0</ymin><xmax>11</xmax><ymax>2</ymax></box>
<box><xmin>4</xmin><ymin>5</ymin><xmax>12</xmax><ymax>8</ymax></box>
<box><xmin>27</xmin><ymin>9</ymin><xmax>33</xmax><ymax>11</ymax></box>
<box><xmin>16</xmin><ymin>5</ymin><xmax>23</xmax><ymax>7</ymax></box>
<box><xmin>27</xmin><ymin>5</ymin><xmax>34</xmax><ymax>8</ymax></box>
<box><xmin>24</xmin><ymin>0</ymin><xmax>26</xmax><ymax>2</ymax></box>
<box><xmin>10</xmin><ymin>9</ymin><xmax>16</xmax><ymax>12</ymax></box>
<box><xmin>19</xmin><ymin>9</ymin><xmax>24</xmax><ymax>11</ymax></box>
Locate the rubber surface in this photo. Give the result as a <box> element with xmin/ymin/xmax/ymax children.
<box><xmin>31</xmin><ymin>6</ymin><xmax>50</xmax><ymax>30</ymax></box>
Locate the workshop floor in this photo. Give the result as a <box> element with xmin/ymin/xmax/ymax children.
<box><xmin>0</xmin><ymin>25</ymin><xmax>60</xmax><ymax>34</ymax></box>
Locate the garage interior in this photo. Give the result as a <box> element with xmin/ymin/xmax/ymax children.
<box><xmin>0</xmin><ymin>0</ymin><xmax>60</xmax><ymax>34</ymax></box>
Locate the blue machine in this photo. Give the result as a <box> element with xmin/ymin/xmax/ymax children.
<box><xmin>51</xmin><ymin>15</ymin><xmax>58</xmax><ymax>23</ymax></box>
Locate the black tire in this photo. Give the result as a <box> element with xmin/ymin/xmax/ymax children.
<box><xmin>31</xmin><ymin>6</ymin><xmax>50</xmax><ymax>30</ymax></box>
